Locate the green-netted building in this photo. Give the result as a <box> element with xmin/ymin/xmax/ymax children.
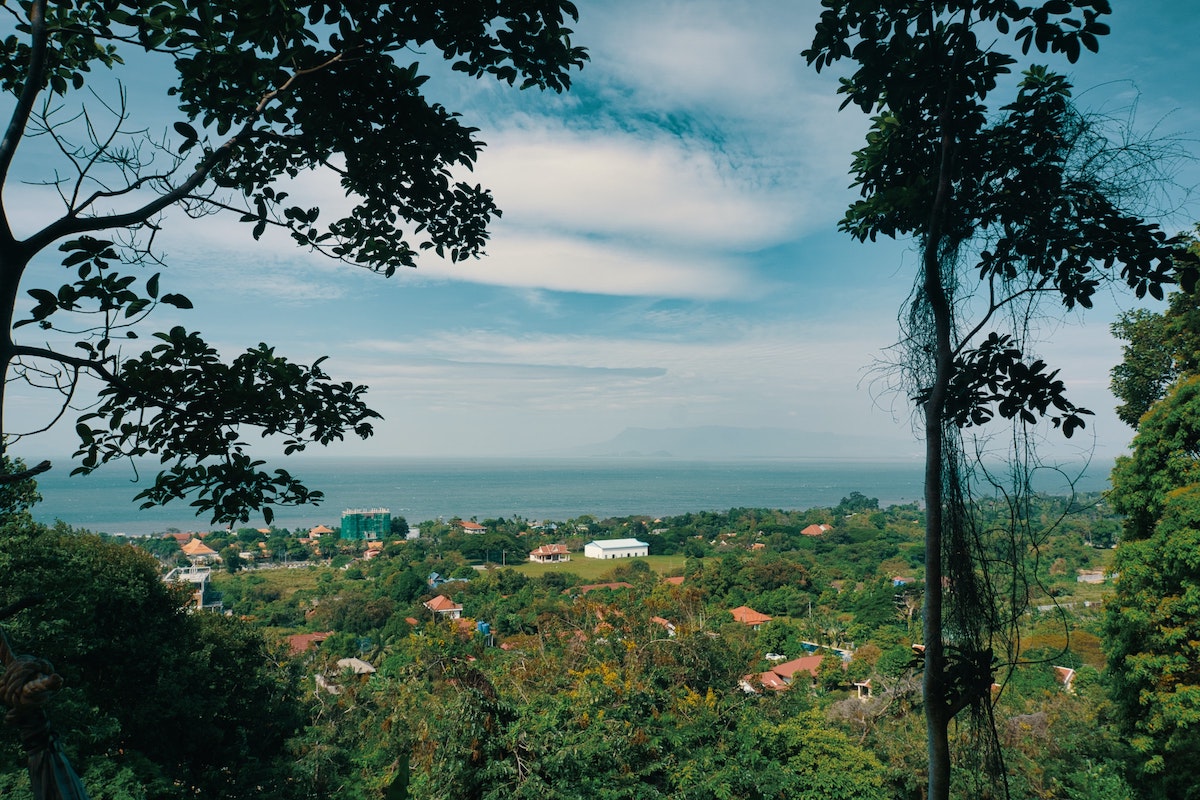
<box><xmin>341</xmin><ymin>508</ymin><xmax>390</xmax><ymax>540</ymax></box>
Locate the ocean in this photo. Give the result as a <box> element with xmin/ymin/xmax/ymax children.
<box><xmin>25</xmin><ymin>457</ymin><xmax>1113</xmax><ymax>536</ymax></box>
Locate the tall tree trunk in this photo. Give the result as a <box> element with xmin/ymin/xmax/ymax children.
<box><xmin>922</xmin><ymin>102</ymin><xmax>959</xmax><ymax>800</ymax></box>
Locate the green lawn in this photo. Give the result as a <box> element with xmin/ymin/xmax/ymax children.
<box><xmin>212</xmin><ymin>564</ymin><xmax>323</xmax><ymax>598</ymax></box>
<box><xmin>506</xmin><ymin>555</ymin><xmax>686</xmax><ymax>581</ymax></box>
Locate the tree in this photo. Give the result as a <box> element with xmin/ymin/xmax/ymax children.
<box><xmin>1106</xmin><ymin>375</ymin><xmax>1200</xmax><ymax>798</ymax></box>
<box><xmin>0</xmin><ymin>517</ymin><xmax>305</xmax><ymax>798</ymax></box>
<box><xmin>1110</xmin><ymin>232</ymin><xmax>1200</xmax><ymax>427</ymax></box>
<box><xmin>0</xmin><ymin>0</ymin><xmax>587</xmax><ymax>524</ymax></box>
<box><xmin>803</xmin><ymin>3</ymin><xmax>1195</xmax><ymax>798</ymax></box>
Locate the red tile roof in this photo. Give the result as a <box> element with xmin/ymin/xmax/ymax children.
<box><xmin>730</xmin><ymin>606</ymin><xmax>773</xmax><ymax>626</ymax></box>
<box><xmin>424</xmin><ymin>595</ymin><xmax>462</xmax><ymax>613</ymax></box>
<box><xmin>286</xmin><ymin>631</ymin><xmax>332</xmax><ymax>655</ymax></box>
<box><xmin>771</xmin><ymin>655</ymin><xmax>824</xmax><ymax>681</ymax></box>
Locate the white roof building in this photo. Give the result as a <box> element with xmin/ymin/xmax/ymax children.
<box><xmin>583</xmin><ymin>538</ymin><xmax>649</xmax><ymax>560</ymax></box>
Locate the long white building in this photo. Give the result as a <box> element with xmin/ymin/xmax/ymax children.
<box><xmin>584</xmin><ymin>538</ymin><xmax>649</xmax><ymax>559</ymax></box>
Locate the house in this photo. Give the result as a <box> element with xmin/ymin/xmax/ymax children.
<box><xmin>529</xmin><ymin>544</ymin><xmax>570</xmax><ymax>563</ymax></box>
<box><xmin>309</xmin><ymin>524</ymin><xmax>334</xmax><ymax>536</ymax></box>
<box><xmin>424</xmin><ymin>595</ymin><xmax>463</xmax><ymax>619</ymax></box>
<box><xmin>336</xmin><ymin>657</ymin><xmax>376</xmax><ymax>675</ymax></box>
<box><xmin>663</xmin><ymin>575</ymin><xmax>685</xmax><ymax>586</ymax></box>
<box><xmin>458</xmin><ymin>520</ymin><xmax>486</xmax><ymax>534</ymax></box>
<box><xmin>651</xmin><ymin>616</ymin><xmax>677</xmax><ymax>637</ymax></box>
<box><xmin>181</xmin><ymin>537</ymin><xmax>218</xmax><ymax>563</ymax></box>
<box><xmin>162</xmin><ymin>564</ymin><xmax>222</xmax><ymax>612</ymax></box>
<box><xmin>801</xmin><ymin>523</ymin><xmax>832</xmax><ymax>536</ymax></box>
<box><xmin>739</xmin><ymin>654</ymin><xmax>824</xmax><ymax>693</ymax></box>
<box><xmin>583</xmin><ymin>538</ymin><xmax>649</xmax><ymax>559</ymax></box>
<box><xmin>730</xmin><ymin>606</ymin><xmax>772</xmax><ymax>629</ymax></box>
<box><xmin>1053</xmin><ymin>665</ymin><xmax>1076</xmax><ymax>693</ymax></box>
<box><xmin>286</xmin><ymin>631</ymin><xmax>332</xmax><ymax>655</ymax></box>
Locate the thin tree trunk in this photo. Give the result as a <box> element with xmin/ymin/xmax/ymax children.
<box><xmin>922</xmin><ymin>95</ymin><xmax>959</xmax><ymax>800</ymax></box>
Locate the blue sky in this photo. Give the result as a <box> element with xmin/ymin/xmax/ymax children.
<box><xmin>5</xmin><ymin>0</ymin><xmax>1199</xmax><ymax>464</ymax></box>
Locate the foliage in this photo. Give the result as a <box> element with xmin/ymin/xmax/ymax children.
<box><xmin>0</xmin><ymin>0</ymin><xmax>587</xmax><ymax>523</ymax></box>
<box><xmin>804</xmin><ymin>2</ymin><xmax>1194</xmax><ymax>797</ymax></box>
<box><xmin>1106</xmin><ymin>378</ymin><xmax>1200</xmax><ymax>798</ymax></box>
<box><xmin>1110</xmin><ymin>232</ymin><xmax>1200</xmax><ymax>428</ymax></box>
<box><xmin>0</xmin><ymin>456</ymin><xmax>41</xmax><ymax>516</ymax></box>
<box><xmin>0</xmin><ymin>518</ymin><xmax>303</xmax><ymax>799</ymax></box>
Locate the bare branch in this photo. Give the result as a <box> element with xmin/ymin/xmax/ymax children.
<box><xmin>0</xmin><ymin>0</ymin><xmax>49</xmax><ymax>232</ymax></box>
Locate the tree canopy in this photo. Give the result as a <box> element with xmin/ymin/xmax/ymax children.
<box><xmin>1110</xmin><ymin>231</ymin><xmax>1200</xmax><ymax>428</ymax></box>
<box><xmin>0</xmin><ymin>0</ymin><xmax>586</xmax><ymax>523</ymax></box>
<box><xmin>803</xmin><ymin>1</ymin><xmax>1196</xmax><ymax>797</ymax></box>
<box><xmin>1107</xmin><ymin>356</ymin><xmax>1200</xmax><ymax>798</ymax></box>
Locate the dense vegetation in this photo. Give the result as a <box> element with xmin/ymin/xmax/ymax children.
<box><xmin>0</xmin><ymin>484</ymin><xmax>1133</xmax><ymax>799</ymax></box>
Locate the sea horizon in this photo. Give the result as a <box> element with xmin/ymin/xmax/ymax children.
<box><xmin>24</xmin><ymin>455</ymin><xmax>1115</xmax><ymax>537</ymax></box>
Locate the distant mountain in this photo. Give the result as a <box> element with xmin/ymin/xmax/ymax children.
<box><xmin>562</xmin><ymin>426</ymin><xmax>914</xmax><ymax>460</ymax></box>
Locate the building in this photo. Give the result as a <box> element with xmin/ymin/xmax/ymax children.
<box><xmin>162</xmin><ymin>565</ymin><xmax>223</xmax><ymax>612</ymax></box>
<box><xmin>730</xmin><ymin>605</ymin><xmax>772</xmax><ymax>629</ymax></box>
<box><xmin>341</xmin><ymin>508</ymin><xmax>390</xmax><ymax>540</ymax></box>
<box><xmin>583</xmin><ymin>538</ymin><xmax>649</xmax><ymax>559</ymax></box>
<box><xmin>458</xmin><ymin>520</ymin><xmax>486</xmax><ymax>534</ymax></box>
<box><xmin>529</xmin><ymin>544</ymin><xmax>570</xmax><ymax>563</ymax></box>
<box><xmin>424</xmin><ymin>595</ymin><xmax>463</xmax><ymax>620</ymax></box>
<box><xmin>740</xmin><ymin>654</ymin><xmax>825</xmax><ymax>693</ymax></box>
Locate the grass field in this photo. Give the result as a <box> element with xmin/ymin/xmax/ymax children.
<box><xmin>505</xmin><ymin>555</ymin><xmax>686</xmax><ymax>581</ymax></box>
<box><xmin>211</xmin><ymin>555</ymin><xmax>687</xmax><ymax>594</ymax></box>
<box><xmin>212</xmin><ymin>564</ymin><xmax>323</xmax><ymax>598</ymax></box>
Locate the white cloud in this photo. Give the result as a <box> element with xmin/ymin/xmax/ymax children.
<box><xmin>415</xmin><ymin>229</ymin><xmax>756</xmax><ymax>299</ymax></box>
<box><xmin>476</xmin><ymin>123</ymin><xmax>800</xmax><ymax>248</ymax></box>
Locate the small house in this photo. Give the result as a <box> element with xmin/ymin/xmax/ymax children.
<box><xmin>424</xmin><ymin>595</ymin><xmax>463</xmax><ymax>620</ymax></box>
<box><xmin>730</xmin><ymin>606</ymin><xmax>772</xmax><ymax>629</ymax></box>
<box><xmin>529</xmin><ymin>544</ymin><xmax>570</xmax><ymax>563</ymax></box>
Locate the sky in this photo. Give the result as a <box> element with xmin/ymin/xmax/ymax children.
<box><xmin>4</xmin><ymin>0</ymin><xmax>1199</xmax><ymax>465</ymax></box>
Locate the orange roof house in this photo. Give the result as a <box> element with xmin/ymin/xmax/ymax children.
<box><xmin>181</xmin><ymin>538</ymin><xmax>217</xmax><ymax>560</ymax></box>
<box><xmin>663</xmin><ymin>575</ymin><xmax>685</xmax><ymax>586</ymax></box>
<box><xmin>730</xmin><ymin>606</ymin><xmax>772</xmax><ymax>629</ymax></box>
<box><xmin>310</xmin><ymin>525</ymin><xmax>334</xmax><ymax>536</ymax></box>
<box><xmin>458</xmin><ymin>520</ymin><xmax>486</xmax><ymax>534</ymax></box>
<box><xmin>771</xmin><ymin>655</ymin><xmax>824</xmax><ymax>682</ymax></box>
<box><xmin>801</xmin><ymin>523</ymin><xmax>832</xmax><ymax>537</ymax></box>
<box><xmin>651</xmin><ymin>616</ymin><xmax>677</xmax><ymax>637</ymax></box>
<box><xmin>287</xmin><ymin>631</ymin><xmax>332</xmax><ymax>655</ymax></box>
<box><xmin>528</xmin><ymin>544</ymin><xmax>568</xmax><ymax>563</ymax></box>
<box><xmin>740</xmin><ymin>654</ymin><xmax>825</xmax><ymax>693</ymax></box>
<box><xmin>424</xmin><ymin>595</ymin><xmax>463</xmax><ymax>619</ymax></box>
<box><xmin>529</xmin><ymin>543</ymin><xmax>570</xmax><ymax>563</ymax></box>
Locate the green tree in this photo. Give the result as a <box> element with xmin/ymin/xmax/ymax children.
<box><xmin>0</xmin><ymin>0</ymin><xmax>586</xmax><ymax>524</ymax></box>
<box><xmin>1106</xmin><ymin>377</ymin><xmax>1200</xmax><ymax>798</ymax></box>
<box><xmin>804</xmin><ymin>3</ymin><xmax>1194</xmax><ymax>798</ymax></box>
<box><xmin>0</xmin><ymin>518</ymin><xmax>304</xmax><ymax>798</ymax></box>
<box><xmin>1110</xmin><ymin>232</ymin><xmax>1200</xmax><ymax>427</ymax></box>
<box><xmin>0</xmin><ymin>455</ymin><xmax>40</xmax><ymax>517</ymax></box>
